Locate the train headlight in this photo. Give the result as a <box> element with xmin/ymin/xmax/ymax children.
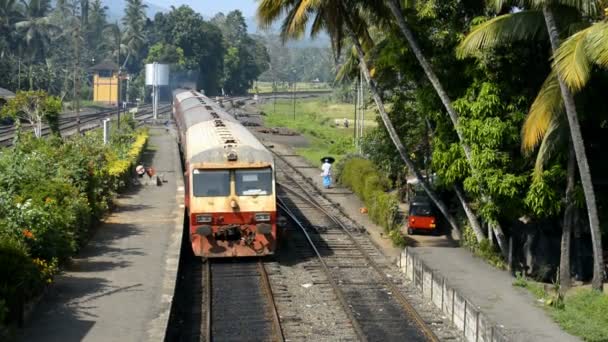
<box><xmin>255</xmin><ymin>213</ymin><xmax>271</xmax><ymax>222</ymax></box>
<box><xmin>196</xmin><ymin>214</ymin><xmax>213</xmax><ymax>224</ymax></box>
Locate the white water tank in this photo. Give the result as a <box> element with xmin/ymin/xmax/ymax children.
<box><xmin>145</xmin><ymin>63</ymin><xmax>169</xmax><ymax>86</ymax></box>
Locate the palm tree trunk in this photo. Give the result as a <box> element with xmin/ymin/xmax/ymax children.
<box><xmin>543</xmin><ymin>6</ymin><xmax>604</xmax><ymax>290</ymax></box>
<box><xmin>386</xmin><ymin>0</ymin><xmax>508</xmax><ymax>252</ymax></box>
<box><xmin>342</xmin><ymin>19</ymin><xmax>461</xmax><ymax>237</ymax></box>
<box><xmin>386</xmin><ymin>0</ymin><xmax>462</xmax><ymax>138</ymax></box>
<box><xmin>28</xmin><ymin>65</ymin><xmax>33</xmax><ymax>90</ymax></box>
<box><xmin>454</xmin><ymin>184</ymin><xmax>486</xmax><ymax>241</ymax></box>
<box><xmin>560</xmin><ymin>143</ymin><xmax>576</xmax><ymax>295</ymax></box>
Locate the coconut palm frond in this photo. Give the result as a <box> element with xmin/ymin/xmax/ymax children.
<box><xmin>310</xmin><ymin>9</ymin><xmax>325</xmax><ymax>37</ymax></box>
<box><xmin>485</xmin><ymin>0</ymin><xmax>514</xmax><ymax>13</ymax></box>
<box><xmin>551</xmin><ymin>0</ymin><xmax>600</xmax><ymax>16</ymax></box>
<box><xmin>287</xmin><ymin>0</ymin><xmax>319</xmax><ymax>36</ymax></box>
<box><xmin>522</xmin><ymin>71</ymin><xmax>563</xmax><ymax>153</ymax></box>
<box><xmin>533</xmin><ymin>116</ymin><xmax>566</xmax><ymax>179</ymax></box>
<box><xmin>279</xmin><ymin>1</ymin><xmax>311</xmax><ymax>41</ymax></box>
<box><xmin>552</xmin><ymin>25</ymin><xmax>592</xmax><ymax>93</ymax></box>
<box><xmin>586</xmin><ymin>21</ymin><xmax>608</xmax><ymax>69</ymax></box>
<box><xmin>456</xmin><ymin>10</ymin><xmax>545</xmax><ymax>59</ymax></box>
<box><xmin>335</xmin><ymin>45</ymin><xmax>359</xmax><ymax>82</ymax></box>
<box><xmin>257</xmin><ymin>0</ymin><xmax>291</xmax><ymax>29</ymax></box>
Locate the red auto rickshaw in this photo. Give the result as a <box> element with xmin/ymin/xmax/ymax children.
<box><xmin>406</xmin><ymin>196</ymin><xmax>437</xmax><ymax>235</ymax></box>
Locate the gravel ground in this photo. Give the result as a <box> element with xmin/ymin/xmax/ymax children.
<box><xmin>265</xmin><ymin>229</ymin><xmax>359</xmax><ymax>341</ymax></box>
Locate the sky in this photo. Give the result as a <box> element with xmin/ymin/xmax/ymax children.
<box><xmin>147</xmin><ymin>0</ymin><xmax>259</xmax><ymax>17</ymax></box>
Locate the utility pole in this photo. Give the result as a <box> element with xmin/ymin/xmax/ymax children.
<box><xmin>359</xmin><ymin>69</ymin><xmax>364</xmax><ymax>143</ymax></box>
<box><xmin>17</xmin><ymin>58</ymin><xmax>21</xmax><ymax>90</ymax></box>
<box><xmin>353</xmin><ymin>78</ymin><xmax>358</xmax><ymax>142</ymax></box>
<box><xmin>116</xmin><ymin>23</ymin><xmax>121</xmax><ymax>129</ymax></box>
<box><xmin>292</xmin><ymin>69</ymin><xmax>296</xmax><ymax>120</ymax></box>
<box><xmin>73</xmin><ymin>10</ymin><xmax>81</xmax><ymax>134</ymax></box>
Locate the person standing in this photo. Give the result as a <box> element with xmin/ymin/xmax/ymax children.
<box><xmin>321</xmin><ymin>159</ymin><xmax>332</xmax><ymax>189</ymax></box>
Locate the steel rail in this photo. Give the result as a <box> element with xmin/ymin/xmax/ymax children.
<box><xmin>204</xmin><ymin>261</ymin><xmax>212</xmax><ymax>342</ymax></box>
<box><xmin>272</xmin><ymin>151</ymin><xmax>440</xmax><ymax>342</ymax></box>
<box><xmin>276</xmin><ymin>197</ymin><xmax>368</xmax><ymax>342</ymax></box>
<box><xmin>258</xmin><ymin>260</ymin><xmax>286</xmax><ymax>342</ymax></box>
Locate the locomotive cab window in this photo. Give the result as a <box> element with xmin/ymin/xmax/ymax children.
<box><xmin>193</xmin><ymin>169</ymin><xmax>230</xmax><ymax>197</ymax></box>
<box><xmin>236</xmin><ymin>168</ymin><xmax>273</xmax><ymax>196</ymax></box>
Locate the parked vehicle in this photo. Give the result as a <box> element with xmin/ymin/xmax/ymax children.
<box><xmin>406</xmin><ymin>196</ymin><xmax>437</xmax><ymax>235</ymax></box>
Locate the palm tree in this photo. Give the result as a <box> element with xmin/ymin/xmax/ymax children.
<box><xmin>15</xmin><ymin>0</ymin><xmax>58</xmax><ymax>89</ymax></box>
<box><xmin>457</xmin><ymin>1</ymin><xmax>605</xmax><ymax>291</ymax></box>
<box><xmin>0</xmin><ymin>0</ymin><xmax>23</xmax><ymax>55</ymax></box>
<box><xmin>87</xmin><ymin>0</ymin><xmax>108</xmax><ymax>57</ymax></box>
<box><xmin>257</xmin><ymin>0</ymin><xmax>463</xmax><ymax>236</ymax></box>
<box><xmin>121</xmin><ymin>0</ymin><xmax>147</xmax><ymax>68</ymax></box>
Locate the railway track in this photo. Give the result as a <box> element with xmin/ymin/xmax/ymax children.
<box><xmin>204</xmin><ymin>259</ymin><xmax>284</xmax><ymax>342</ymax></box>
<box><xmin>272</xmin><ymin>151</ymin><xmax>461</xmax><ymax>342</ymax></box>
<box><xmin>0</xmin><ymin>103</ymin><xmax>171</xmax><ymax>146</ymax></box>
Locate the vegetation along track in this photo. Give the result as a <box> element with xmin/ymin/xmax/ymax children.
<box><xmin>272</xmin><ymin>149</ymin><xmax>461</xmax><ymax>341</ymax></box>
<box><xmin>0</xmin><ymin>104</ymin><xmax>171</xmax><ymax>146</ymax></box>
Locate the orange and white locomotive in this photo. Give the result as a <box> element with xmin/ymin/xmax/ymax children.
<box><xmin>173</xmin><ymin>90</ymin><xmax>277</xmax><ymax>258</ymax></box>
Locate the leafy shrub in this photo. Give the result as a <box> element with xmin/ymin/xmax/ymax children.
<box><xmin>0</xmin><ymin>238</ymin><xmax>42</xmax><ymax>324</ymax></box>
<box><xmin>0</xmin><ymin>125</ymin><xmax>148</xmax><ymax>328</ymax></box>
<box><xmin>339</xmin><ymin>157</ymin><xmax>402</xmax><ymax>238</ymax></box>
<box><xmin>461</xmin><ymin>224</ymin><xmax>507</xmax><ymax>269</ymax></box>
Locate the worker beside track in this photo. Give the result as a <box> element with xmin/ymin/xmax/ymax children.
<box><xmin>321</xmin><ymin>159</ymin><xmax>332</xmax><ymax>189</ymax></box>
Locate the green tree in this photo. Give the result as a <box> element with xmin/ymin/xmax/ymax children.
<box><xmin>215</xmin><ymin>10</ymin><xmax>270</xmax><ymax>94</ymax></box>
<box><xmin>121</xmin><ymin>0</ymin><xmax>147</xmax><ymax>69</ymax></box>
<box><xmin>86</xmin><ymin>0</ymin><xmax>108</xmax><ymax>59</ymax></box>
<box><xmin>151</xmin><ymin>6</ymin><xmax>225</xmax><ymax>94</ymax></box>
<box><xmin>457</xmin><ymin>0</ymin><xmax>605</xmax><ymax>291</ymax></box>
<box><xmin>1</xmin><ymin>90</ymin><xmax>61</xmax><ymax>138</ymax></box>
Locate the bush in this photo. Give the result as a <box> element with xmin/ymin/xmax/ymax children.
<box><xmin>461</xmin><ymin>224</ymin><xmax>507</xmax><ymax>269</ymax></box>
<box><xmin>0</xmin><ymin>238</ymin><xmax>42</xmax><ymax>324</ymax></box>
<box><xmin>338</xmin><ymin>157</ymin><xmax>402</xmax><ymax>237</ymax></box>
<box><xmin>0</xmin><ymin>125</ymin><xmax>148</xmax><ymax>328</ymax></box>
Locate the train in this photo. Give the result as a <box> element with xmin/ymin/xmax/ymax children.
<box><xmin>173</xmin><ymin>89</ymin><xmax>278</xmax><ymax>258</ymax></box>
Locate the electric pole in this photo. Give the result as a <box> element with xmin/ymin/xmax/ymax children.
<box><xmin>292</xmin><ymin>69</ymin><xmax>296</xmax><ymax>120</ymax></box>
<box><xmin>116</xmin><ymin>22</ymin><xmax>121</xmax><ymax>129</ymax></box>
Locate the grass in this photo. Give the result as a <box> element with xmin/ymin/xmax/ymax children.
<box><xmin>250</xmin><ymin>81</ymin><xmax>332</xmax><ymax>94</ymax></box>
<box><xmin>260</xmin><ymin>97</ymin><xmax>376</xmax><ymax>165</ymax></box>
<box><xmin>552</xmin><ymin>289</ymin><xmax>608</xmax><ymax>342</ymax></box>
<box><xmin>513</xmin><ymin>274</ymin><xmax>608</xmax><ymax>342</ymax></box>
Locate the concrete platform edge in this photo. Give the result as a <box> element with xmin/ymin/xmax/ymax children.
<box><xmin>146</xmin><ymin>129</ymin><xmax>185</xmax><ymax>341</ymax></box>
<box><xmin>399</xmin><ymin>247</ymin><xmax>510</xmax><ymax>342</ymax></box>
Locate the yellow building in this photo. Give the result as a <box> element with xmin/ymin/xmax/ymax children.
<box><xmin>91</xmin><ymin>61</ymin><xmax>119</xmax><ymax>104</ymax></box>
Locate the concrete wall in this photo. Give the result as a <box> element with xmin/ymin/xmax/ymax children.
<box><xmin>399</xmin><ymin>247</ymin><xmax>510</xmax><ymax>342</ymax></box>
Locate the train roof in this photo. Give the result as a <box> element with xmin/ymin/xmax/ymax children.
<box><xmin>174</xmin><ymin>90</ymin><xmax>238</xmax><ymax>129</ymax></box>
<box><xmin>174</xmin><ymin>90</ymin><xmax>274</xmax><ymax>167</ymax></box>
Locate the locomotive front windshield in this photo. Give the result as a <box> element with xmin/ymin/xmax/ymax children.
<box><xmin>193</xmin><ymin>170</ymin><xmax>230</xmax><ymax>197</ymax></box>
<box><xmin>236</xmin><ymin>168</ymin><xmax>273</xmax><ymax>196</ymax></box>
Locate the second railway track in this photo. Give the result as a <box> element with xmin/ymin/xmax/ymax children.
<box><xmin>272</xmin><ymin>149</ymin><xmax>462</xmax><ymax>342</ymax></box>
